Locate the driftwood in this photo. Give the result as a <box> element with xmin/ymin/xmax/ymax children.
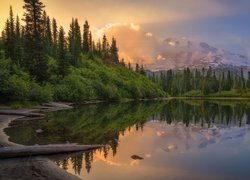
<box><xmin>0</xmin><ymin>110</ymin><xmax>45</xmax><ymax>117</ymax></box>
<box><xmin>0</xmin><ymin>144</ymin><xmax>103</xmax><ymax>159</ymax></box>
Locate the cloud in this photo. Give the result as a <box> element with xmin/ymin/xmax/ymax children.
<box><xmin>96</xmin><ymin>23</ymin><xmax>249</xmax><ymax>70</ymax></box>
<box><xmin>101</xmin><ymin>23</ymin><xmax>161</xmax><ymax>66</ymax></box>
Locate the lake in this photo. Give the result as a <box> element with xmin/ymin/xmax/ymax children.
<box><xmin>5</xmin><ymin>100</ymin><xmax>250</xmax><ymax>180</ymax></box>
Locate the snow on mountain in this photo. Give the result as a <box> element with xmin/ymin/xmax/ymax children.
<box><xmin>149</xmin><ymin>37</ymin><xmax>250</xmax><ymax>71</ymax></box>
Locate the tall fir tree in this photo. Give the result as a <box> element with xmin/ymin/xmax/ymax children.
<box><xmin>52</xmin><ymin>18</ymin><xmax>58</xmax><ymax>58</ymax></box>
<box><xmin>135</xmin><ymin>63</ymin><xmax>140</xmax><ymax>72</ymax></box>
<box><xmin>110</xmin><ymin>37</ymin><xmax>119</xmax><ymax>64</ymax></box>
<box><xmin>83</xmin><ymin>20</ymin><xmax>90</xmax><ymax>53</ymax></box>
<box><xmin>68</xmin><ymin>18</ymin><xmax>82</xmax><ymax>66</ymax></box>
<box><xmin>57</xmin><ymin>27</ymin><xmax>69</xmax><ymax>78</ymax></box>
<box><xmin>102</xmin><ymin>34</ymin><xmax>108</xmax><ymax>58</ymax></box>
<box><xmin>14</xmin><ymin>15</ymin><xmax>23</xmax><ymax>66</ymax></box>
<box><xmin>225</xmin><ymin>70</ymin><xmax>232</xmax><ymax>90</ymax></box>
<box><xmin>88</xmin><ymin>32</ymin><xmax>92</xmax><ymax>52</ymax></box>
<box><xmin>247</xmin><ymin>71</ymin><xmax>250</xmax><ymax>89</ymax></box>
<box><xmin>23</xmin><ymin>0</ymin><xmax>48</xmax><ymax>83</ymax></box>
<box><xmin>44</xmin><ymin>16</ymin><xmax>52</xmax><ymax>56</ymax></box>
<box><xmin>4</xmin><ymin>6</ymin><xmax>15</xmax><ymax>61</ymax></box>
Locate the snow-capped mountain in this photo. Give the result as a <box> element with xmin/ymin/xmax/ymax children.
<box><xmin>149</xmin><ymin>38</ymin><xmax>250</xmax><ymax>70</ymax></box>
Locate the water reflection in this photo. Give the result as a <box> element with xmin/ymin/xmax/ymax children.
<box><xmin>5</xmin><ymin>100</ymin><xmax>250</xmax><ymax>179</ymax></box>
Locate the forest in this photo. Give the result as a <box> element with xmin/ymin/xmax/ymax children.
<box><xmin>150</xmin><ymin>67</ymin><xmax>250</xmax><ymax>97</ymax></box>
<box><xmin>0</xmin><ymin>0</ymin><xmax>164</xmax><ymax>103</ymax></box>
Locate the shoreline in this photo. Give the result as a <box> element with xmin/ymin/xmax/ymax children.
<box><xmin>0</xmin><ymin>102</ymin><xmax>88</xmax><ymax>180</ymax></box>
<box><xmin>171</xmin><ymin>96</ymin><xmax>250</xmax><ymax>100</ymax></box>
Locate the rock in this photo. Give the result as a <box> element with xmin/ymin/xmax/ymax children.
<box><xmin>36</xmin><ymin>129</ymin><xmax>43</xmax><ymax>133</ymax></box>
<box><xmin>131</xmin><ymin>155</ymin><xmax>144</xmax><ymax>160</ymax></box>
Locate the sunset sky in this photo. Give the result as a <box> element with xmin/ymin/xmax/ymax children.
<box><xmin>1</xmin><ymin>0</ymin><xmax>250</xmax><ymax>55</ymax></box>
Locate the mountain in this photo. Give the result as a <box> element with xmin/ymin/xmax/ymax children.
<box><xmin>147</xmin><ymin>38</ymin><xmax>250</xmax><ymax>71</ymax></box>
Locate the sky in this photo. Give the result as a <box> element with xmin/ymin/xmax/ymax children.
<box><xmin>1</xmin><ymin>0</ymin><xmax>250</xmax><ymax>56</ymax></box>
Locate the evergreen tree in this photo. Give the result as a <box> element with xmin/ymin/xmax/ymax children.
<box><xmin>57</xmin><ymin>27</ymin><xmax>69</xmax><ymax>78</ymax></box>
<box><xmin>97</xmin><ymin>39</ymin><xmax>102</xmax><ymax>53</ymax></box>
<box><xmin>23</xmin><ymin>0</ymin><xmax>48</xmax><ymax>83</ymax></box>
<box><xmin>44</xmin><ymin>16</ymin><xmax>52</xmax><ymax>56</ymax></box>
<box><xmin>14</xmin><ymin>15</ymin><xmax>23</xmax><ymax>66</ymax></box>
<box><xmin>211</xmin><ymin>72</ymin><xmax>219</xmax><ymax>92</ymax></box>
<box><xmin>120</xmin><ymin>58</ymin><xmax>126</xmax><ymax>67</ymax></box>
<box><xmin>68</xmin><ymin>18</ymin><xmax>82</xmax><ymax>66</ymax></box>
<box><xmin>110</xmin><ymin>37</ymin><xmax>119</xmax><ymax>64</ymax></box>
<box><xmin>135</xmin><ymin>63</ymin><xmax>140</xmax><ymax>72</ymax></box>
<box><xmin>225</xmin><ymin>70</ymin><xmax>232</xmax><ymax>90</ymax></box>
<box><xmin>102</xmin><ymin>34</ymin><xmax>109</xmax><ymax>58</ymax></box>
<box><xmin>128</xmin><ymin>62</ymin><xmax>132</xmax><ymax>70</ymax></box>
<box><xmin>83</xmin><ymin>20</ymin><xmax>90</xmax><ymax>53</ymax></box>
<box><xmin>220</xmin><ymin>72</ymin><xmax>226</xmax><ymax>91</ymax></box>
<box><xmin>4</xmin><ymin>6</ymin><xmax>15</xmax><ymax>61</ymax></box>
<box><xmin>88</xmin><ymin>32</ymin><xmax>92</xmax><ymax>52</ymax></box>
<box><xmin>183</xmin><ymin>68</ymin><xmax>192</xmax><ymax>92</ymax></box>
<box><xmin>247</xmin><ymin>71</ymin><xmax>250</xmax><ymax>89</ymax></box>
<box><xmin>92</xmin><ymin>40</ymin><xmax>96</xmax><ymax>53</ymax></box>
<box><xmin>139</xmin><ymin>64</ymin><xmax>146</xmax><ymax>75</ymax></box>
<box><xmin>51</xmin><ymin>18</ymin><xmax>58</xmax><ymax>58</ymax></box>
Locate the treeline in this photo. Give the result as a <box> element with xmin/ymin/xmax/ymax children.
<box><xmin>1</xmin><ymin>4</ymin><xmax>121</xmax><ymax>83</ymax></box>
<box><xmin>0</xmin><ymin>0</ymin><xmax>164</xmax><ymax>103</ymax></box>
<box><xmin>150</xmin><ymin>67</ymin><xmax>250</xmax><ymax>96</ymax></box>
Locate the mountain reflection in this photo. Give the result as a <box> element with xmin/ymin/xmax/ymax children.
<box><xmin>5</xmin><ymin>100</ymin><xmax>250</xmax><ymax>176</ymax></box>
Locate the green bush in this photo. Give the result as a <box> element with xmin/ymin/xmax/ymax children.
<box><xmin>1</xmin><ymin>54</ymin><xmax>165</xmax><ymax>103</ymax></box>
<box><xmin>29</xmin><ymin>84</ymin><xmax>53</xmax><ymax>102</ymax></box>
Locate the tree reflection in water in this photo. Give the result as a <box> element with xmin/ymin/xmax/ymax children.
<box><xmin>5</xmin><ymin>100</ymin><xmax>250</xmax><ymax>175</ymax></box>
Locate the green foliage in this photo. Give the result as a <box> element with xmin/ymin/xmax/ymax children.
<box><xmin>53</xmin><ymin>57</ymin><xmax>165</xmax><ymax>102</ymax></box>
<box><xmin>29</xmin><ymin>83</ymin><xmax>53</xmax><ymax>102</ymax></box>
<box><xmin>0</xmin><ymin>54</ymin><xmax>52</xmax><ymax>102</ymax></box>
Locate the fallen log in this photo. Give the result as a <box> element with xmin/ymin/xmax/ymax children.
<box><xmin>0</xmin><ymin>144</ymin><xmax>104</xmax><ymax>159</ymax></box>
<box><xmin>0</xmin><ymin>110</ymin><xmax>45</xmax><ymax>117</ymax></box>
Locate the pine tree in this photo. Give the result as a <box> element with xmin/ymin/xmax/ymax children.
<box><xmin>68</xmin><ymin>18</ymin><xmax>82</xmax><ymax>66</ymax></box>
<box><xmin>97</xmin><ymin>39</ymin><xmax>102</xmax><ymax>53</ymax></box>
<box><xmin>135</xmin><ymin>63</ymin><xmax>140</xmax><ymax>72</ymax></box>
<box><xmin>102</xmin><ymin>34</ymin><xmax>108</xmax><ymax>58</ymax></box>
<box><xmin>166</xmin><ymin>70</ymin><xmax>173</xmax><ymax>94</ymax></box>
<box><xmin>220</xmin><ymin>72</ymin><xmax>226</xmax><ymax>91</ymax></box>
<box><xmin>83</xmin><ymin>20</ymin><xmax>90</xmax><ymax>53</ymax></box>
<box><xmin>52</xmin><ymin>18</ymin><xmax>58</xmax><ymax>58</ymax></box>
<box><xmin>44</xmin><ymin>16</ymin><xmax>52</xmax><ymax>56</ymax></box>
<box><xmin>120</xmin><ymin>58</ymin><xmax>126</xmax><ymax>67</ymax></box>
<box><xmin>74</xmin><ymin>19</ymin><xmax>82</xmax><ymax>65</ymax></box>
<box><xmin>128</xmin><ymin>62</ymin><xmax>132</xmax><ymax>70</ymax></box>
<box><xmin>211</xmin><ymin>72</ymin><xmax>219</xmax><ymax>92</ymax></box>
<box><xmin>183</xmin><ymin>68</ymin><xmax>192</xmax><ymax>92</ymax></box>
<box><xmin>139</xmin><ymin>64</ymin><xmax>146</xmax><ymax>75</ymax></box>
<box><xmin>14</xmin><ymin>15</ymin><xmax>23</xmax><ymax>66</ymax></box>
<box><xmin>92</xmin><ymin>40</ymin><xmax>96</xmax><ymax>53</ymax></box>
<box><xmin>23</xmin><ymin>0</ymin><xmax>48</xmax><ymax>83</ymax></box>
<box><xmin>110</xmin><ymin>37</ymin><xmax>119</xmax><ymax>64</ymax></box>
<box><xmin>225</xmin><ymin>70</ymin><xmax>232</xmax><ymax>90</ymax></box>
<box><xmin>4</xmin><ymin>6</ymin><xmax>15</xmax><ymax>61</ymax></box>
<box><xmin>88</xmin><ymin>32</ymin><xmax>92</xmax><ymax>52</ymax></box>
<box><xmin>58</xmin><ymin>27</ymin><xmax>69</xmax><ymax>78</ymax></box>
<box><xmin>68</xmin><ymin>18</ymin><xmax>75</xmax><ymax>64</ymax></box>
<box><xmin>247</xmin><ymin>71</ymin><xmax>250</xmax><ymax>89</ymax></box>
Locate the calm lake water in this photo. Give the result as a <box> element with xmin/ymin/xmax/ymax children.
<box><xmin>5</xmin><ymin>100</ymin><xmax>250</xmax><ymax>180</ymax></box>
